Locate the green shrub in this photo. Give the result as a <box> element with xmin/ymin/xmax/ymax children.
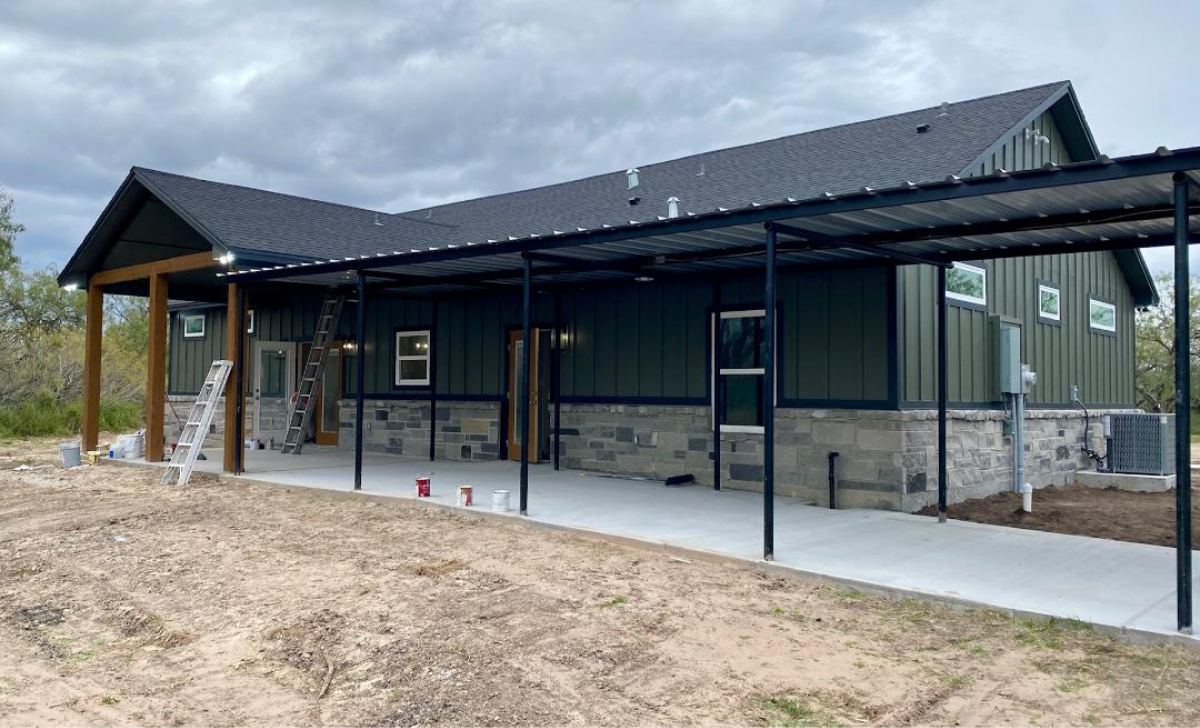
<box><xmin>0</xmin><ymin>394</ymin><xmax>142</xmax><ymax>439</ymax></box>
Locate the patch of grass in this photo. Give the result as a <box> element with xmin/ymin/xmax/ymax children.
<box><xmin>1014</xmin><ymin>617</ymin><xmax>1093</xmax><ymax>650</ymax></box>
<box><xmin>0</xmin><ymin>394</ymin><xmax>141</xmax><ymax>439</ymax></box>
<box><xmin>101</xmin><ymin>695</ymin><xmax>121</xmax><ymax>705</ymax></box>
<box><xmin>759</xmin><ymin>696</ymin><xmax>843</xmax><ymax>728</ymax></box>
<box><xmin>1055</xmin><ymin>675</ymin><xmax>1090</xmax><ymax>694</ymax></box>
<box><xmin>833</xmin><ymin>588</ymin><xmax>865</xmax><ymax>603</ymax></box>
<box><xmin>600</xmin><ymin>595</ymin><xmax>628</xmax><ymax>608</ymax></box>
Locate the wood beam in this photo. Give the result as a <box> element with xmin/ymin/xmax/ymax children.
<box><xmin>145</xmin><ymin>272</ymin><xmax>168</xmax><ymax>462</ymax></box>
<box><xmin>82</xmin><ymin>284</ymin><xmax>104</xmax><ymax>452</ymax></box>
<box><xmin>223</xmin><ymin>284</ymin><xmax>245</xmax><ymax>472</ymax></box>
<box><xmin>90</xmin><ymin>251</ymin><xmax>218</xmax><ymax>287</ymax></box>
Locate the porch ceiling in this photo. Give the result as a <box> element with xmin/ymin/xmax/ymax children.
<box><xmin>224</xmin><ymin>147</ymin><xmax>1200</xmax><ymax>307</ymax></box>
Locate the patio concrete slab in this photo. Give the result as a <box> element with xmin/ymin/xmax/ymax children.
<box><xmin>141</xmin><ymin>447</ymin><xmax>1198</xmax><ymax>643</ymax></box>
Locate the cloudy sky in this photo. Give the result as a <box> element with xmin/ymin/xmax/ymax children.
<box><xmin>2</xmin><ymin>0</ymin><xmax>1197</xmax><ymax>275</ymax></box>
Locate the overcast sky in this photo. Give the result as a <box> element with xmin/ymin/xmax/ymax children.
<box><xmin>2</xmin><ymin>0</ymin><xmax>1197</xmax><ymax>277</ymax></box>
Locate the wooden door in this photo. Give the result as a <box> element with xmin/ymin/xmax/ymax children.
<box><xmin>507</xmin><ymin>329</ymin><xmax>540</xmax><ymax>462</ymax></box>
<box><xmin>314</xmin><ymin>344</ymin><xmax>343</xmax><ymax>446</ymax></box>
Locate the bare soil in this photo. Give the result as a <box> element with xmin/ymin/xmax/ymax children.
<box><xmin>920</xmin><ymin>477</ymin><xmax>1199</xmax><ymax>548</ymax></box>
<box><xmin>2</xmin><ymin>439</ymin><xmax>1200</xmax><ymax>727</ymax></box>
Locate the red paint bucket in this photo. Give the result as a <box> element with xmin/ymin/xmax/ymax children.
<box><xmin>416</xmin><ymin>476</ymin><xmax>431</xmax><ymax>498</ymax></box>
<box><xmin>457</xmin><ymin>485</ymin><xmax>473</xmax><ymax>507</ymax></box>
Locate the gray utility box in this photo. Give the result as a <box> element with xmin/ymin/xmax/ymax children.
<box><xmin>1106</xmin><ymin>413</ymin><xmax>1175</xmax><ymax>475</ymax></box>
<box><xmin>990</xmin><ymin>316</ymin><xmax>1024</xmax><ymax>397</ymax></box>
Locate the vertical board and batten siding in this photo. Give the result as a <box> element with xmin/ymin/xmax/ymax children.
<box><xmin>899</xmin><ymin>105</ymin><xmax>1138</xmax><ymax>406</ymax></box>
<box><xmin>168</xmin><ymin>306</ymin><xmax>226</xmax><ymax>394</ymax></box>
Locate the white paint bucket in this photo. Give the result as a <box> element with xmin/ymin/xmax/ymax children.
<box><xmin>491</xmin><ymin>490</ymin><xmax>510</xmax><ymax>512</ymax></box>
<box><xmin>59</xmin><ymin>442</ymin><xmax>81</xmax><ymax>468</ymax></box>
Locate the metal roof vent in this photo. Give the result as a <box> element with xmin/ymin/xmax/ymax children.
<box><xmin>916</xmin><ymin>123</ymin><xmax>931</xmax><ymax>134</ymax></box>
<box><xmin>626</xmin><ymin>168</ymin><xmax>639</xmax><ymax>189</ymax></box>
<box><xmin>937</xmin><ymin>101</ymin><xmax>949</xmax><ymax>118</ymax></box>
<box><xmin>667</xmin><ymin>196</ymin><xmax>680</xmax><ymax>218</ymax></box>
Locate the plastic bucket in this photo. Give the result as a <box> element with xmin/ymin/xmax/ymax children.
<box><xmin>59</xmin><ymin>442</ymin><xmax>81</xmax><ymax>468</ymax></box>
<box><xmin>457</xmin><ymin>485</ymin><xmax>473</xmax><ymax>507</ymax></box>
<box><xmin>109</xmin><ymin>443</ymin><xmax>124</xmax><ymax>459</ymax></box>
<box><xmin>416</xmin><ymin>477</ymin><xmax>431</xmax><ymax>498</ymax></box>
<box><xmin>491</xmin><ymin>490</ymin><xmax>510</xmax><ymax>512</ymax></box>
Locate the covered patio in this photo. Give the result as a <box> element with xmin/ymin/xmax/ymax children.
<box><xmin>136</xmin><ymin>447</ymin><xmax>1199</xmax><ymax>643</ymax></box>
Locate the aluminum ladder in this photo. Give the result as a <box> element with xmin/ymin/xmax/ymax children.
<box><xmin>281</xmin><ymin>293</ymin><xmax>346</xmax><ymax>455</ymax></box>
<box><xmin>160</xmin><ymin>359</ymin><xmax>233</xmax><ymax>486</ymax></box>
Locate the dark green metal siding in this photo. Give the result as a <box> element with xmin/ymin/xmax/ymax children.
<box><xmin>168</xmin><ymin>307</ymin><xmax>226</xmax><ymax>394</ymax></box>
<box><xmin>899</xmin><ymin>110</ymin><xmax>1138</xmax><ymax>407</ymax></box>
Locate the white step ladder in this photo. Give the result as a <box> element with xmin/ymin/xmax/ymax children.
<box><xmin>281</xmin><ymin>293</ymin><xmax>346</xmax><ymax>455</ymax></box>
<box><xmin>160</xmin><ymin>359</ymin><xmax>233</xmax><ymax>486</ymax></box>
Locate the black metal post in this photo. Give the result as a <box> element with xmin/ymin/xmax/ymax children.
<box><xmin>712</xmin><ymin>280</ymin><xmax>722</xmax><ymax>491</ymax></box>
<box><xmin>936</xmin><ymin>265</ymin><xmax>949</xmax><ymax>522</ymax></box>
<box><xmin>429</xmin><ymin>300</ymin><xmax>438</xmax><ymax>462</ymax></box>
<box><xmin>520</xmin><ymin>254</ymin><xmax>532</xmax><ymax>515</ymax></box>
<box><xmin>552</xmin><ymin>292</ymin><xmax>562</xmax><ymax>471</ymax></box>
<box><xmin>1173</xmin><ymin>172</ymin><xmax>1193</xmax><ymax>633</ymax></box>
<box><xmin>827</xmin><ymin>451</ymin><xmax>839</xmax><ymax>510</ymax></box>
<box><xmin>233</xmin><ymin>287</ymin><xmax>246</xmax><ymax>475</ymax></box>
<box><xmin>354</xmin><ymin>273</ymin><xmax>366</xmax><ymax>491</ymax></box>
<box><xmin>763</xmin><ymin>226</ymin><xmax>777</xmax><ymax>561</ymax></box>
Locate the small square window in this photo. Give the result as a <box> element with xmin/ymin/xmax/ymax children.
<box><xmin>182</xmin><ymin>313</ymin><xmax>206</xmax><ymax>338</ymax></box>
<box><xmin>395</xmin><ymin>330</ymin><xmax>431</xmax><ymax>386</ymax></box>
<box><xmin>246</xmin><ymin>309</ymin><xmax>255</xmax><ymax>334</ymax></box>
<box><xmin>946</xmin><ymin>263</ymin><xmax>986</xmax><ymax>306</ymax></box>
<box><xmin>1038</xmin><ymin>284</ymin><xmax>1061</xmax><ymax>322</ymax></box>
<box><xmin>1089</xmin><ymin>299</ymin><xmax>1116</xmax><ymax>333</ymax></box>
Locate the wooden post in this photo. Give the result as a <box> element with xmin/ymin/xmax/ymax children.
<box><xmin>223</xmin><ymin>284</ymin><xmax>244</xmax><ymax>472</ymax></box>
<box><xmin>81</xmin><ymin>283</ymin><xmax>104</xmax><ymax>452</ymax></box>
<box><xmin>145</xmin><ymin>272</ymin><xmax>168</xmax><ymax>462</ymax></box>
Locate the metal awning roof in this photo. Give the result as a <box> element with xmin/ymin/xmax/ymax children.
<box><xmin>224</xmin><ymin>146</ymin><xmax>1200</xmax><ymax>306</ymax></box>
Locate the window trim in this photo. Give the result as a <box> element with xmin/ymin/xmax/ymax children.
<box><xmin>1036</xmin><ymin>280</ymin><xmax>1061</xmax><ymax>324</ymax></box>
<box><xmin>1088</xmin><ymin>297</ymin><xmax>1117</xmax><ymax>335</ymax></box>
<box><xmin>711</xmin><ymin>308</ymin><xmax>774</xmax><ymax>434</ymax></box>
<box><xmin>182</xmin><ymin>313</ymin><xmax>206</xmax><ymax>339</ymax></box>
<box><xmin>945</xmin><ymin>262</ymin><xmax>988</xmax><ymax>309</ymax></box>
<box><xmin>246</xmin><ymin>309</ymin><xmax>255</xmax><ymax>335</ymax></box>
<box><xmin>394</xmin><ymin>328</ymin><xmax>432</xmax><ymax>387</ymax></box>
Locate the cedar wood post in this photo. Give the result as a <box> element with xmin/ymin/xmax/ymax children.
<box><xmin>81</xmin><ymin>283</ymin><xmax>104</xmax><ymax>452</ymax></box>
<box><xmin>223</xmin><ymin>283</ymin><xmax>246</xmax><ymax>473</ymax></box>
<box><xmin>145</xmin><ymin>272</ymin><xmax>168</xmax><ymax>462</ymax></box>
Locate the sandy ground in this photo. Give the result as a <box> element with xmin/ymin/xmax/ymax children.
<box><xmin>919</xmin><ymin>478</ymin><xmax>1199</xmax><ymax>547</ymax></box>
<box><xmin>1</xmin><ymin>440</ymin><xmax>1199</xmax><ymax>727</ymax></box>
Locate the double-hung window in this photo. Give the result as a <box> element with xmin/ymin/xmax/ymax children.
<box><xmin>394</xmin><ymin>330</ymin><xmax>431</xmax><ymax>386</ymax></box>
<box><xmin>714</xmin><ymin>309</ymin><xmax>770</xmax><ymax>433</ymax></box>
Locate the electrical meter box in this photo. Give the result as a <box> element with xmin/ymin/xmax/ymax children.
<box><xmin>990</xmin><ymin>316</ymin><xmax>1024</xmax><ymax>396</ymax></box>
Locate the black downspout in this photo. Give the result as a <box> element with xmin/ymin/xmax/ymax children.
<box><xmin>553</xmin><ymin>292</ymin><xmax>562</xmax><ymax>471</ymax></box>
<box><xmin>937</xmin><ymin>264</ymin><xmax>948</xmax><ymax>523</ymax></box>
<box><xmin>520</xmin><ymin>254</ymin><xmax>532</xmax><ymax>515</ymax></box>
<box><xmin>712</xmin><ymin>280</ymin><xmax>722</xmax><ymax>491</ymax></box>
<box><xmin>827</xmin><ymin>451</ymin><xmax>839</xmax><ymax>510</ymax></box>
<box><xmin>1173</xmin><ymin>172</ymin><xmax>1193</xmax><ymax>634</ymax></box>
<box><xmin>233</xmin><ymin>286</ymin><xmax>246</xmax><ymax>475</ymax></box>
<box><xmin>429</xmin><ymin>300</ymin><xmax>438</xmax><ymax>462</ymax></box>
<box><xmin>354</xmin><ymin>273</ymin><xmax>366</xmax><ymax>491</ymax></box>
<box><xmin>763</xmin><ymin>225</ymin><xmax>777</xmax><ymax>562</ymax></box>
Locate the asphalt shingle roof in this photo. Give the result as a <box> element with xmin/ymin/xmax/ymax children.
<box><xmin>134</xmin><ymin>81</ymin><xmax>1071</xmax><ymax>263</ymax></box>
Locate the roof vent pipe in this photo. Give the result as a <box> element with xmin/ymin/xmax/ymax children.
<box><xmin>626</xmin><ymin>168</ymin><xmax>639</xmax><ymax>189</ymax></box>
<box><xmin>937</xmin><ymin>101</ymin><xmax>949</xmax><ymax>117</ymax></box>
<box><xmin>667</xmin><ymin>196</ymin><xmax>680</xmax><ymax>218</ymax></box>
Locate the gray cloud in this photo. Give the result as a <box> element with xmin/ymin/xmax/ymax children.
<box><xmin>1</xmin><ymin>0</ymin><xmax>1197</xmax><ymax>274</ymax></box>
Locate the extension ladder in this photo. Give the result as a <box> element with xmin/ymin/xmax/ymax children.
<box><xmin>281</xmin><ymin>293</ymin><xmax>346</xmax><ymax>454</ymax></box>
<box><xmin>160</xmin><ymin>359</ymin><xmax>233</xmax><ymax>486</ymax></box>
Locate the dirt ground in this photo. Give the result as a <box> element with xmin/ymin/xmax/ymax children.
<box><xmin>920</xmin><ymin>476</ymin><xmax>1199</xmax><ymax>548</ymax></box>
<box><xmin>1</xmin><ymin>440</ymin><xmax>1199</xmax><ymax>727</ymax></box>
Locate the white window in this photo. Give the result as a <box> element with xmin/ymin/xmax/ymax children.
<box><xmin>1038</xmin><ymin>284</ymin><xmax>1061</xmax><ymax>321</ymax></box>
<box><xmin>1089</xmin><ymin>299</ymin><xmax>1116</xmax><ymax>333</ymax></box>
<box><xmin>182</xmin><ymin>313</ymin><xmax>206</xmax><ymax>338</ymax></box>
<box><xmin>945</xmin><ymin>262</ymin><xmax>987</xmax><ymax>306</ymax></box>
<box><xmin>713</xmin><ymin>309</ymin><xmax>771</xmax><ymax>434</ymax></box>
<box><xmin>395</xmin><ymin>330</ymin><xmax>431</xmax><ymax>386</ymax></box>
<box><xmin>246</xmin><ymin>309</ymin><xmax>255</xmax><ymax>334</ymax></box>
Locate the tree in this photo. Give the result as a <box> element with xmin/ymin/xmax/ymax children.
<box><xmin>1134</xmin><ymin>273</ymin><xmax>1200</xmax><ymax>413</ymax></box>
<box><xmin>0</xmin><ymin>187</ymin><xmax>21</xmax><ymax>273</ymax></box>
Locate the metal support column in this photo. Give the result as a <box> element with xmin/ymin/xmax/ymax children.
<box><xmin>552</xmin><ymin>292</ymin><xmax>562</xmax><ymax>471</ymax></box>
<box><xmin>1173</xmin><ymin>172</ymin><xmax>1193</xmax><ymax>633</ymax></box>
<box><xmin>763</xmin><ymin>226</ymin><xmax>777</xmax><ymax>561</ymax></box>
<box><xmin>233</xmin><ymin>287</ymin><xmax>247</xmax><ymax>475</ymax></box>
<box><xmin>429</xmin><ymin>300</ymin><xmax>438</xmax><ymax>462</ymax></box>
<box><xmin>936</xmin><ymin>265</ymin><xmax>949</xmax><ymax>522</ymax></box>
<box><xmin>712</xmin><ymin>280</ymin><xmax>722</xmax><ymax>491</ymax></box>
<box><xmin>354</xmin><ymin>273</ymin><xmax>367</xmax><ymax>491</ymax></box>
<box><xmin>520</xmin><ymin>254</ymin><xmax>533</xmax><ymax>515</ymax></box>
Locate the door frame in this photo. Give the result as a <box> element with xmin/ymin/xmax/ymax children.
<box><xmin>313</xmin><ymin>342</ymin><xmax>345</xmax><ymax>446</ymax></box>
<box><xmin>252</xmin><ymin>340</ymin><xmax>296</xmax><ymax>444</ymax></box>
<box><xmin>506</xmin><ymin>328</ymin><xmax>541</xmax><ymax>462</ymax></box>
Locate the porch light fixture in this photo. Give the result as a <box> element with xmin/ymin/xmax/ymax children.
<box><xmin>62</xmin><ymin>282</ymin><xmax>79</xmax><ymax>291</ymax></box>
<box><xmin>634</xmin><ymin>275</ymin><xmax>654</xmax><ymax>283</ymax></box>
<box><xmin>216</xmin><ymin>251</ymin><xmax>235</xmax><ymax>265</ymax></box>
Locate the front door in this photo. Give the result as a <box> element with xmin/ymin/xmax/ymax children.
<box><xmin>253</xmin><ymin>341</ymin><xmax>296</xmax><ymax>447</ymax></box>
<box><xmin>314</xmin><ymin>345</ymin><xmax>343</xmax><ymax>446</ymax></box>
<box><xmin>506</xmin><ymin>329</ymin><xmax>540</xmax><ymax>462</ymax></box>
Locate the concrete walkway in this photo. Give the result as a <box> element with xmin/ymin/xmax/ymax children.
<box><xmin>143</xmin><ymin>447</ymin><xmax>1198</xmax><ymax>643</ymax></box>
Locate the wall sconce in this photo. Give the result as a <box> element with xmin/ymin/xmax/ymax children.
<box><xmin>343</xmin><ymin>340</ymin><xmax>357</xmax><ymax>353</ymax></box>
<box><xmin>558</xmin><ymin>329</ymin><xmax>570</xmax><ymax>351</ymax></box>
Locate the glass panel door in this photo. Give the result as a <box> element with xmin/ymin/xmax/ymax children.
<box><xmin>316</xmin><ymin>348</ymin><xmax>341</xmax><ymax>445</ymax></box>
<box><xmin>253</xmin><ymin>341</ymin><xmax>295</xmax><ymax>447</ymax></box>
